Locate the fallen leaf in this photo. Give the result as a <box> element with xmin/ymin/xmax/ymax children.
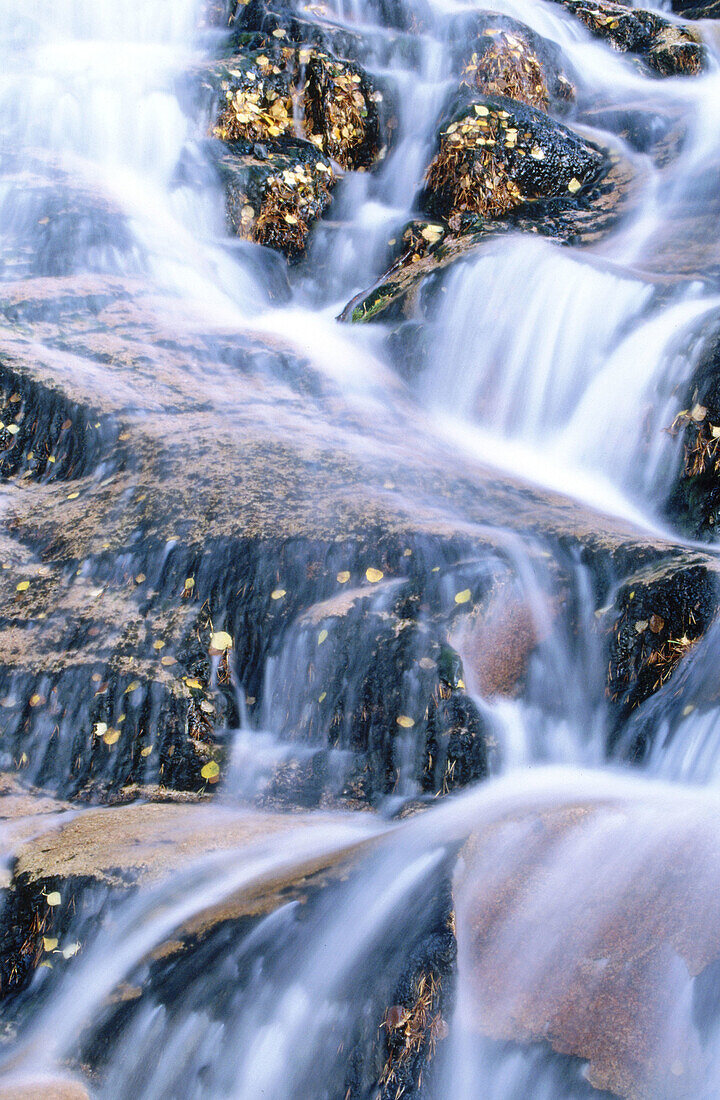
<box><xmin>46</xmin><ymin>891</ymin><xmax>61</xmax><ymax>907</ymax></box>
<box><xmin>210</xmin><ymin>630</ymin><xmax>233</xmax><ymax>652</ymax></box>
<box><xmin>396</xmin><ymin>715</ymin><xmax>415</xmax><ymax>728</ymax></box>
<box><xmin>366</xmin><ymin>567</ymin><xmax>384</xmax><ymax>583</ymax></box>
<box><xmin>201</xmin><ymin>760</ymin><xmax>220</xmax><ymax>781</ymax></box>
<box><xmin>454</xmin><ymin>589</ymin><xmax>472</xmax><ymax>604</ymax></box>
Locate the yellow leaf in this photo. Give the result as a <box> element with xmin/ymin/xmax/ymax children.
<box><xmin>46</xmin><ymin>891</ymin><xmax>61</xmax><ymax>907</ymax></box>
<box><xmin>135</xmin><ymin>573</ymin><xmax>146</xmax><ymax>583</ymax></box>
<box><xmin>201</xmin><ymin>760</ymin><xmax>220</xmax><ymax>780</ymax></box>
<box><xmin>16</xmin><ymin>581</ymin><xmax>29</xmax><ymax>592</ymax></box>
<box><xmin>271</xmin><ymin>589</ymin><xmax>286</xmax><ymax>600</ymax></box>
<box><xmin>153</xmin><ymin>639</ymin><xmax>165</xmax><ymax>650</ymax></box>
<box><xmin>396</xmin><ymin>715</ymin><xmax>415</xmax><ymax>728</ymax></box>
<box><xmin>336</xmin><ymin>571</ymin><xmax>351</xmax><ymax>584</ymax></box>
<box><xmin>43</xmin><ymin>937</ymin><xmax>58</xmax><ymax>951</ymax></box>
<box><xmin>103</xmin><ymin>729</ymin><xmax>121</xmax><ymax>746</ymax></box>
<box><xmin>567</xmin><ymin>177</ymin><xmax>581</xmax><ymax>194</ymax></box>
<box><xmin>125</xmin><ymin>680</ymin><xmax>141</xmax><ymax>693</ymax></box>
<box><xmin>141</xmin><ymin>745</ymin><xmax>152</xmax><ymax>757</ymax></box>
<box><xmin>454</xmin><ymin>589</ymin><xmax>472</xmax><ymax>604</ymax></box>
<box><xmin>67</xmin><ymin>491</ymin><xmax>80</xmax><ymax>500</ymax></box>
<box><xmin>6</xmin><ymin>424</ymin><xmax>19</xmax><ymax>435</ymax></box>
<box><xmin>210</xmin><ymin>631</ymin><xmax>233</xmax><ymax>652</ymax></box>
<box><xmin>318</xmin><ymin>629</ymin><xmax>328</xmax><ymax>644</ymax></box>
<box><xmin>366</xmin><ymin>568</ymin><xmax>384</xmax><ymax>583</ymax></box>
<box><xmin>184</xmin><ymin>678</ymin><xmax>203</xmax><ymax>690</ymax></box>
<box><xmin>29</xmin><ymin>694</ymin><xmax>44</xmax><ymax>707</ymax></box>
<box><xmin>318</xmin><ymin>691</ymin><xmax>327</xmax><ymax>702</ymax></box>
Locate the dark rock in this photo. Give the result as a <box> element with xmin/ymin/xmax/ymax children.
<box><xmin>0</xmin><ymin>276</ymin><xmax>713</xmax><ymax>807</ymax></box>
<box><xmin>215</xmin><ymin>137</ymin><xmax>336</xmax><ymax>261</ymax></box>
<box><xmin>547</xmin><ymin>0</ymin><xmax>706</xmax><ymax>77</ymax></box>
<box><xmin>421</xmin><ymin>93</ymin><xmax>605</xmax><ymax>224</ymax></box>
<box><xmin>452</xmin><ymin>14</ymin><xmax>576</xmax><ymax>112</ymax></box>
<box><xmin>665</xmin><ymin>318</ymin><xmax>720</xmax><ymax>538</ymax></box>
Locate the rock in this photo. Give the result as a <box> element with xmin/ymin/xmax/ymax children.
<box><xmin>604</xmin><ymin>553</ymin><xmax>718</xmax><ymax>748</ymax></box>
<box><xmin>421</xmin><ymin>93</ymin><xmax>605</xmax><ymax>225</ymax></box>
<box><xmin>0</xmin><ymin>276</ymin><xmax>713</xmax><ymax>807</ymax></box>
<box><xmin>202</xmin><ymin>41</ymin><xmax>383</xmax><ymax>170</ymax></box>
<box><xmin>0</xmin><ymin>793</ymin><xmax>372</xmax><ymax>998</ymax></box>
<box><xmin>664</xmin><ymin>317</ymin><xmax>720</xmax><ymax>537</ymax></box>
<box><xmin>340</xmin><ymin>154</ymin><xmax>634</xmax><ymax>325</ymax></box>
<box><xmin>456</xmin><ymin>790</ymin><xmax>720</xmax><ymax>1099</ymax></box>
<box><xmin>216</xmin><ymin>137</ymin><xmax>336</xmax><ymax>261</ymax></box>
<box><xmin>0</xmin><ymin>1078</ymin><xmax>89</xmax><ymax>1100</ymax></box>
<box><xmin>671</xmin><ymin>0</ymin><xmax>720</xmax><ymax>17</ymax></box>
<box><xmin>547</xmin><ymin>0</ymin><xmax>706</xmax><ymax>77</ymax></box>
<box><xmin>454</xmin><ymin>15</ymin><xmax>575</xmax><ymax>112</ymax></box>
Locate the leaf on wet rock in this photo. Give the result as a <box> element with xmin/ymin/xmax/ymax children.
<box><xmin>201</xmin><ymin>760</ymin><xmax>220</xmax><ymax>781</ymax></box>
<box><xmin>337</xmin><ymin>571</ymin><xmax>351</xmax><ymax>583</ymax></box>
<box><xmin>396</xmin><ymin>715</ymin><xmax>415</xmax><ymax>728</ymax></box>
<box><xmin>454</xmin><ymin>589</ymin><xmax>472</xmax><ymax>604</ymax></box>
<box><xmin>366</xmin><ymin>567</ymin><xmax>384</xmax><ymax>583</ymax></box>
<box><xmin>209</xmin><ymin>631</ymin><xmax>233</xmax><ymax>653</ymax></box>
<box><xmin>46</xmin><ymin>891</ymin><xmax>61</xmax><ymax>907</ymax></box>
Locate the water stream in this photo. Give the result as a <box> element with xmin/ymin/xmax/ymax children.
<box><xmin>1</xmin><ymin>0</ymin><xmax>720</xmax><ymax>1095</ymax></box>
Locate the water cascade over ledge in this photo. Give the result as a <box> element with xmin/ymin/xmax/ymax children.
<box><xmin>1</xmin><ymin>0</ymin><xmax>720</xmax><ymax>1096</ymax></box>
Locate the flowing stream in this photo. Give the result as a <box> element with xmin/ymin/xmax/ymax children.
<box><xmin>2</xmin><ymin>0</ymin><xmax>720</xmax><ymax>1096</ymax></box>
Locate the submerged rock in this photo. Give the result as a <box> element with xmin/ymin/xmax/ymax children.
<box><xmin>457</xmin><ymin>792</ymin><xmax>720</xmax><ymax>1099</ymax></box>
<box><xmin>547</xmin><ymin>0</ymin><xmax>706</xmax><ymax>76</ymax></box>
<box><xmin>0</xmin><ymin>276</ymin><xmax>713</xmax><ymax>809</ymax></box>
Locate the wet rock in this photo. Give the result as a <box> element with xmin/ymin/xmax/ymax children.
<box><xmin>664</xmin><ymin>319</ymin><xmax>720</xmax><ymax>537</ymax></box>
<box><xmin>671</xmin><ymin>0</ymin><xmax>720</xmax><ymax>17</ymax></box>
<box><xmin>0</xmin><ymin>1078</ymin><xmax>89</xmax><ymax>1100</ymax></box>
<box><xmin>0</xmin><ymin>276</ymin><xmax>712</xmax><ymax>805</ymax></box>
<box><xmin>457</xmin><ymin>793</ymin><xmax>720</xmax><ymax>1099</ymax></box>
<box><xmin>0</xmin><ymin>795</ymin><xmax>369</xmax><ymax>998</ymax></box>
<box><xmin>203</xmin><ymin>42</ymin><xmax>383</xmax><ymax>171</ymax></box>
<box><xmin>456</xmin><ymin>17</ymin><xmax>575</xmax><ymax>112</ymax></box>
<box><xmin>0</xmin><ymin>155</ymin><xmax>140</xmax><ymax>281</ymax></box>
<box><xmin>547</xmin><ymin>0</ymin><xmax>706</xmax><ymax>77</ymax></box>
<box><xmin>604</xmin><ymin>552</ymin><xmax>719</xmax><ymax>744</ymax></box>
<box><xmin>422</xmin><ymin>93</ymin><xmax>604</xmax><ymax>225</ymax></box>
<box><xmin>340</xmin><ymin>152</ymin><xmax>632</xmax><ymax>325</ymax></box>
<box><xmin>216</xmin><ymin>137</ymin><xmax>336</xmax><ymax>261</ymax></box>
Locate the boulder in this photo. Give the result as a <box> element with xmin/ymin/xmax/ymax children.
<box><xmin>421</xmin><ymin>93</ymin><xmax>604</xmax><ymax>225</ymax></box>
<box><xmin>456</xmin><ymin>789</ymin><xmax>720</xmax><ymax>1098</ymax></box>
<box><xmin>0</xmin><ymin>276</ymin><xmax>715</xmax><ymax>808</ymax></box>
<box><xmin>547</xmin><ymin>0</ymin><xmax>706</xmax><ymax>76</ymax></box>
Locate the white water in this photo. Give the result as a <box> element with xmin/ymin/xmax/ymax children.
<box><xmin>1</xmin><ymin>0</ymin><xmax>720</xmax><ymax>1095</ymax></box>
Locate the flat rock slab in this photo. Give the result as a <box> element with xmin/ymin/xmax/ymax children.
<box><xmin>456</xmin><ymin>790</ymin><xmax>720</xmax><ymax>1098</ymax></box>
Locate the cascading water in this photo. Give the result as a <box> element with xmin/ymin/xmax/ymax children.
<box><xmin>2</xmin><ymin>0</ymin><xmax>720</xmax><ymax>1096</ymax></box>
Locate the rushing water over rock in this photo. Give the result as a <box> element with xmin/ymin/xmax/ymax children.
<box><xmin>1</xmin><ymin>0</ymin><xmax>720</xmax><ymax>1096</ymax></box>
